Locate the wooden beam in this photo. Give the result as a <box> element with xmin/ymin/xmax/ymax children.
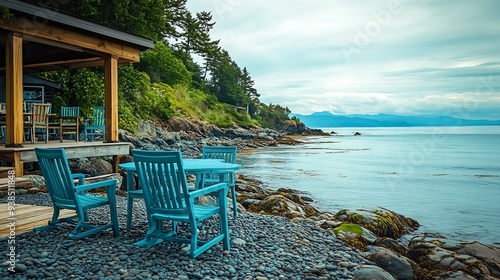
<box><xmin>19</xmin><ymin>144</ymin><xmax>130</xmax><ymax>162</ymax></box>
<box><xmin>5</xmin><ymin>32</ymin><xmax>24</xmax><ymax>147</ymax></box>
<box><xmin>0</xmin><ymin>17</ymin><xmax>141</xmax><ymax>62</ymax></box>
<box><xmin>0</xmin><ymin>57</ymin><xmax>102</xmax><ymax>71</ymax></box>
<box><xmin>104</xmin><ymin>56</ymin><xmax>119</xmax><ymax>143</ymax></box>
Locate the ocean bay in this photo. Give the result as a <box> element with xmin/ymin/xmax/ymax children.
<box><xmin>238</xmin><ymin>126</ymin><xmax>500</xmax><ymax>245</ymax></box>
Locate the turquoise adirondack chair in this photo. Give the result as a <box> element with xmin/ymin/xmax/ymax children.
<box><xmin>84</xmin><ymin>106</ymin><xmax>104</xmax><ymax>142</ymax></box>
<box><xmin>132</xmin><ymin>149</ymin><xmax>230</xmax><ymax>258</ymax></box>
<box><xmin>34</xmin><ymin>147</ymin><xmax>120</xmax><ymax>239</ymax></box>
<box><xmin>201</xmin><ymin>146</ymin><xmax>238</xmax><ymax>216</ymax></box>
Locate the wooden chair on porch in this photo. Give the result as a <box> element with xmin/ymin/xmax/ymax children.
<box><xmin>84</xmin><ymin>106</ymin><xmax>105</xmax><ymax>142</ymax></box>
<box><xmin>25</xmin><ymin>103</ymin><xmax>51</xmax><ymax>143</ymax></box>
<box><xmin>58</xmin><ymin>106</ymin><xmax>80</xmax><ymax>142</ymax></box>
<box><xmin>34</xmin><ymin>147</ymin><xmax>120</xmax><ymax>239</ymax></box>
<box><xmin>132</xmin><ymin>149</ymin><xmax>230</xmax><ymax>258</ymax></box>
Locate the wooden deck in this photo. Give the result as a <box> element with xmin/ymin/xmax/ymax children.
<box><xmin>0</xmin><ymin>140</ymin><xmax>130</xmax><ymax>175</ymax></box>
<box><xmin>0</xmin><ymin>203</ymin><xmax>75</xmax><ymax>238</ymax></box>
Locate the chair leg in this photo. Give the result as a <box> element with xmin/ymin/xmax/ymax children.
<box><xmin>231</xmin><ymin>185</ymin><xmax>238</xmax><ymax>217</ymax></box>
<box><xmin>69</xmin><ymin>210</ymin><xmax>86</xmax><ymax>238</ymax></box>
<box><xmin>190</xmin><ymin>222</ymin><xmax>200</xmax><ymax>258</ymax></box>
<box><xmin>33</xmin><ymin>208</ymin><xmax>60</xmax><ymax>232</ymax></box>
<box><xmin>219</xmin><ymin>196</ymin><xmax>230</xmax><ymax>251</ymax></box>
<box><xmin>134</xmin><ymin>219</ymin><xmax>163</xmax><ymax>248</ymax></box>
<box><xmin>109</xmin><ymin>202</ymin><xmax>120</xmax><ymax>237</ymax></box>
<box><xmin>126</xmin><ymin>196</ymin><xmax>133</xmax><ymax>232</ymax></box>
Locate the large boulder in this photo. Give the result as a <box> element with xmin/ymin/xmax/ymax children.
<box><xmin>454</xmin><ymin>241</ymin><xmax>500</xmax><ymax>278</ymax></box>
<box><xmin>333</xmin><ymin>207</ymin><xmax>419</xmax><ymax>239</ymax></box>
<box><xmin>364</xmin><ymin>246</ymin><xmax>415</xmax><ymax>280</ymax></box>
<box><xmin>332</xmin><ymin>223</ymin><xmax>377</xmax><ymax>250</ymax></box>
<box><xmin>246</xmin><ymin>194</ymin><xmax>319</xmax><ymax>218</ymax></box>
<box><xmin>352</xmin><ymin>265</ymin><xmax>395</xmax><ymax>280</ymax></box>
<box><xmin>77</xmin><ymin>158</ymin><xmax>113</xmax><ymax>177</ymax></box>
<box><xmin>408</xmin><ymin>234</ymin><xmax>495</xmax><ymax>279</ymax></box>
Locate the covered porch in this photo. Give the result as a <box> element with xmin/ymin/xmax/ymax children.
<box><xmin>0</xmin><ymin>0</ymin><xmax>153</xmax><ymax>175</ymax></box>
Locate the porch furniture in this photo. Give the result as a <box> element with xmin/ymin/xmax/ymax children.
<box><xmin>25</xmin><ymin>103</ymin><xmax>51</xmax><ymax>143</ymax></box>
<box><xmin>202</xmin><ymin>146</ymin><xmax>239</xmax><ymax>216</ymax></box>
<box><xmin>58</xmin><ymin>106</ymin><xmax>80</xmax><ymax>142</ymax></box>
<box><xmin>83</xmin><ymin>106</ymin><xmax>104</xmax><ymax>142</ymax></box>
<box><xmin>1</xmin><ymin>124</ymin><xmax>33</xmax><ymax>144</ymax></box>
<box><xmin>131</xmin><ymin>149</ymin><xmax>230</xmax><ymax>258</ymax></box>
<box><xmin>34</xmin><ymin>147</ymin><xmax>120</xmax><ymax>239</ymax></box>
<box><xmin>119</xmin><ymin>158</ymin><xmax>242</xmax><ymax>232</ymax></box>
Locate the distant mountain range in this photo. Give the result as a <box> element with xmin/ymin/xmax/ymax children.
<box><xmin>291</xmin><ymin>112</ymin><xmax>500</xmax><ymax>128</ymax></box>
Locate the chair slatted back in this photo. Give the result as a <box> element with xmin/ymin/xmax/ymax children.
<box><xmin>35</xmin><ymin>148</ymin><xmax>78</xmax><ymax>208</ymax></box>
<box><xmin>202</xmin><ymin>146</ymin><xmax>237</xmax><ymax>185</ymax></box>
<box><xmin>133</xmin><ymin>150</ymin><xmax>192</xmax><ymax>215</ymax></box>
<box><xmin>61</xmin><ymin>106</ymin><xmax>80</xmax><ymax>119</ymax></box>
<box><xmin>31</xmin><ymin>103</ymin><xmax>51</xmax><ymax>124</ymax></box>
<box><xmin>202</xmin><ymin>146</ymin><xmax>237</xmax><ymax>164</ymax></box>
<box><xmin>92</xmin><ymin>106</ymin><xmax>105</xmax><ymax>127</ymax></box>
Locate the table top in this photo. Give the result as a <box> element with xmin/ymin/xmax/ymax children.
<box><xmin>119</xmin><ymin>158</ymin><xmax>242</xmax><ymax>173</ymax></box>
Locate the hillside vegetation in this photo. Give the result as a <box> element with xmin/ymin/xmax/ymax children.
<box><xmin>6</xmin><ymin>0</ymin><xmax>300</xmax><ymax>133</ymax></box>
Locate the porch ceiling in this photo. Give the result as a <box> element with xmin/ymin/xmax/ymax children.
<box><xmin>0</xmin><ymin>0</ymin><xmax>154</xmax><ymax>74</ymax></box>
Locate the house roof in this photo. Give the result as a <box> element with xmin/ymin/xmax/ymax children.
<box><xmin>0</xmin><ymin>0</ymin><xmax>154</xmax><ymax>73</ymax></box>
<box><xmin>1</xmin><ymin>0</ymin><xmax>154</xmax><ymax>50</ymax></box>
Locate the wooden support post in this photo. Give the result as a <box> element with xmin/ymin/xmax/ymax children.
<box><xmin>112</xmin><ymin>155</ymin><xmax>120</xmax><ymax>174</ymax></box>
<box><xmin>13</xmin><ymin>152</ymin><xmax>23</xmax><ymax>176</ymax></box>
<box><xmin>104</xmin><ymin>56</ymin><xmax>119</xmax><ymax>143</ymax></box>
<box><xmin>5</xmin><ymin>32</ymin><xmax>24</xmax><ymax>147</ymax></box>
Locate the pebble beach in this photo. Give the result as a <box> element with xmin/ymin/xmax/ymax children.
<box><xmin>1</xmin><ymin>193</ymin><xmax>375</xmax><ymax>280</ymax></box>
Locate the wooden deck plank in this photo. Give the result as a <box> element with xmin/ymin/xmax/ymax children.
<box><xmin>0</xmin><ymin>140</ymin><xmax>129</xmax><ymax>176</ymax></box>
<box><xmin>0</xmin><ymin>203</ymin><xmax>75</xmax><ymax>238</ymax></box>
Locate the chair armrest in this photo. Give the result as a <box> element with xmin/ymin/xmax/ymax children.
<box><xmin>74</xmin><ymin>179</ymin><xmax>117</xmax><ymax>193</ymax></box>
<box><xmin>188</xmin><ymin>182</ymin><xmax>228</xmax><ymax>199</ymax></box>
<box><xmin>83</xmin><ymin>117</ymin><xmax>92</xmax><ymax>126</ymax></box>
<box><xmin>72</xmin><ymin>173</ymin><xmax>85</xmax><ymax>186</ymax></box>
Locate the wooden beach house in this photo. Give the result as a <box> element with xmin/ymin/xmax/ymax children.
<box><xmin>0</xmin><ymin>0</ymin><xmax>154</xmax><ymax>175</ymax></box>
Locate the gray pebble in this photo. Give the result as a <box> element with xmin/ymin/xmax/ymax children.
<box><xmin>0</xmin><ymin>193</ymin><xmax>368</xmax><ymax>279</ymax></box>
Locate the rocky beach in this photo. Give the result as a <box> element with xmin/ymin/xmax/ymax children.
<box><xmin>2</xmin><ymin>118</ymin><xmax>500</xmax><ymax>279</ymax></box>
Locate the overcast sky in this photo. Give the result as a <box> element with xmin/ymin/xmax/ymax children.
<box><xmin>186</xmin><ymin>0</ymin><xmax>500</xmax><ymax>120</ymax></box>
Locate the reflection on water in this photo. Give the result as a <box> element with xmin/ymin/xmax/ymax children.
<box><xmin>238</xmin><ymin>126</ymin><xmax>500</xmax><ymax>245</ymax></box>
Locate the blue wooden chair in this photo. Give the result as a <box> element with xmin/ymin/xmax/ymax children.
<box><xmin>202</xmin><ymin>146</ymin><xmax>238</xmax><ymax>216</ymax></box>
<box><xmin>132</xmin><ymin>149</ymin><xmax>230</xmax><ymax>258</ymax></box>
<box><xmin>34</xmin><ymin>147</ymin><xmax>120</xmax><ymax>239</ymax></box>
<box><xmin>58</xmin><ymin>106</ymin><xmax>80</xmax><ymax>142</ymax></box>
<box><xmin>84</xmin><ymin>106</ymin><xmax>104</xmax><ymax>142</ymax></box>
<box><xmin>1</xmin><ymin>126</ymin><xmax>32</xmax><ymax>144</ymax></box>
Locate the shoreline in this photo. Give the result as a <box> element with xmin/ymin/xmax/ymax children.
<box><xmin>5</xmin><ymin>119</ymin><xmax>499</xmax><ymax>278</ymax></box>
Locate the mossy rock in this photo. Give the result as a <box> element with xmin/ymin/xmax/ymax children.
<box><xmin>333</xmin><ymin>223</ymin><xmax>369</xmax><ymax>251</ymax></box>
<box><xmin>333</xmin><ymin>223</ymin><xmax>364</xmax><ymax>236</ymax></box>
<box><xmin>334</xmin><ymin>207</ymin><xmax>419</xmax><ymax>239</ymax></box>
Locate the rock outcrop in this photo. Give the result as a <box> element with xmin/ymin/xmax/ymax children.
<box><xmin>233</xmin><ymin>174</ymin><xmax>500</xmax><ymax>280</ymax></box>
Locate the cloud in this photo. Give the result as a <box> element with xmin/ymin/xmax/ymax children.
<box><xmin>187</xmin><ymin>0</ymin><xmax>500</xmax><ymax>120</ymax></box>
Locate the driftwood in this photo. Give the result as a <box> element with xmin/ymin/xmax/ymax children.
<box><xmin>0</xmin><ymin>177</ymin><xmax>33</xmax><ymax>191</ymax></box>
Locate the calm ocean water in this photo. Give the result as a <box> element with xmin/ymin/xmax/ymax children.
<box><xmin>237</xmin><ymin>126</ymin><xmax>500</xmax><ymax>245</ymax></box>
